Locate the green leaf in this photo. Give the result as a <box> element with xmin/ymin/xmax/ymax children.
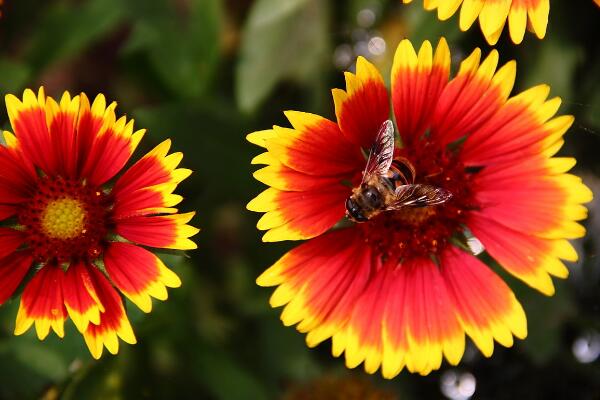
<box><xmin>124</xmin><ymin>0</ymin><xmax>222</xmax><ymax>99</ymax></box>
<box><xmin>520</xmin><ymin>39</ymin><xmax>583</xmax><ymax>102</ymax></box>
<box><xmin>517</xmin><ymin>280</ymin><xmax>576</xmax><ymax>365</ymax></box>
<box><xmin>25</xmin><ymin>0</ymin><xmax>127</xmax><ymax>71</ymax></box>
<box><xmin>0</xmin><ymin>59</ymin><xmax>31</xmax><ymax>96</ymax></box>
<box><xmin>236</xmin><ymin>0</ymin><xmax>330</xmax><ymax>113</ymax></box>
<box><xmin>132</xmin><ymin>100</ymin><xmax>255</xmax><ymax>201</ymax></box>
<box><xmin>10</xmin><ymin>340</ymin><xmax>69</xmax><ymax>381</ymax></box>
<box><xmin>61</xmin><ymin>357</ymin><xmax>127</xmax><ymax>400</ymax></box>
<box><xmin>0</xmin><ymin>350</ymin><xmax>49</xmax><ymax>398</ymax></box>
<box><xmin>402</xmin><ymin>2</ymin><xmax>462</xmax><ymax>45</ymax></box>
<box><xmin>584</xmin><ymin>86</ymin><xmax>600</xmax><ymax>129</ymax></box>
<box><xmin>194</xmin><ymin>343</ymin><xmax>269</xmax><ymax>400</ymax></box>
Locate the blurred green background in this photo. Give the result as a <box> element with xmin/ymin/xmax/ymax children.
<box><xmin>0</xmin><ymin>0</ymin><xmax>599</xmax><ymax>399</ymax></box>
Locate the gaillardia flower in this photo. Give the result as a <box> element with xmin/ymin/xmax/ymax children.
<box><xmin>0</xmin><ymin>88</ymin><xmax>197</xmax><ymax>358</ymax></box>
<box><xmin>248</xmin><ymin>38</ymin><xmax>592</xmax><ymax>377</ymax></box>
<box><xmin>402</xmin><ymin>0</ymin><xmax>549</xmax><ymax>45</ymax></box>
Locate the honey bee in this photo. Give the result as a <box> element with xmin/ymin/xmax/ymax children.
<box><xmin>345</xmin><ymin>120</ymin><xmax>452</xmax><ymax>222</ymax></box>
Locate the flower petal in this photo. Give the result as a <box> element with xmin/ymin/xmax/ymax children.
<box><xmin>112</xmin><ymin>182</ymin><xmax>182</xmax><ymax>219</ymax></box>
<box><xmin>479</xmin><ymin>0</ymin><xmax>512</xmax><ymax>43</ymax></box>
<box><xmin>112</xmin><ymin>139</ymin><xmax>190</xmax><ymax>199</ymax></box>
<box><xmin>382</xmin><ymin>258</ymin><xmax>465</xmax><ymax>377</ymax></box>
<box><xmin>0</xmin><ymin>251</ymin><xmax>33</xmax><ymax>305</ymax></box>
<box><xmin>252</xmin><ymin>162</ymin><xmax>344</xmax><ymax>191</ymax></box>
<box><xmin>507</xmin><ymin>1</ymin><xmax>528</xmax><ymax>43</ymax></box>
<box><xmin>259</xmin><ymin>229</ymin><xmax>468</xmax><ymax>378</ymax></box>
<box><xmin>63</xmin><ymin>262</ymin><xmax>104</xmax><ymax>332</ymax></box>
<box><xmin>257</xmin><ymin>228</ymin><xmax>374</xmax><ymax>350</ymax></box>
<box><xmin>104</xmin><ymin>242</ymin><xmax>181</xmax><ymax>313</ymax></box>
<box><xmin>73</xmin><ymin>94</ymin><xmax>118</xmax><ymax>179</ymax></box>
<box><xmin>0</xmin><ymin>205</ymin><xmax>17</xmax><ymax>220</ymax></box>
<box><xmin>459</xmin><ymin>0</ymin><xmax>485</xmax><ymax>30</ymax></box>
<box><xmin>333</xmin><ymin>261</ymin><xmax>387</xmax><ymax>375</ymax></box>
<box><xmin>5</xmin><ymin>88</ymin><xmax>56</xmax><ymax>174</ymax></box>
<box><xmin>391</xmin><ymin>38</ymin><xmax>450</xmax><ymax>145</ymax></box>
<box><xmin>247</xmin><ymin>112</ymin><xmax>362</xmax><ymax>242</ymax></box>
<box><xmin>248</xmin><ymin>186</ymin><xmax>350</xmax><ymax>242</ymax></box>
<box><xmin>263</xmin><ymin>112</ymin><xmax>364</xmax><ymax>177</ymax></box>
<box><xmin>115</xmin><ymin>213</ymin><xmax>198</xmax><ymax>250</ymax></box>
<box><xmin>43</xmin><ymin>91</ymin><xmax>81</xmax><ymax>178</ymax></box>
<box><xmin>437</xmin><ymin>0</ymin><xmax>463</xmax><ymax>19</ymax></box>
<box><xmin>14</xmin><ymin>264</ymin><xmax>67</xmax><ymax>340</ymax></box>
<box><xmin>411</xmin><ymin>0</ymin><xmax>550</xmax><ymax>45</ymax></box>
<box><xmin>83</xmin><ymin>266</ymin><xmax>136</xmax><ymax>359</ymax></box>
<box><xmin>441</xmin><ymin>247</ymin><xmax>527</xmax><ymax>358</ymax></box>
<box><xmin>5</xmin><ymin>89</ymin><xmax>145</xmax><ymax>184</ymax></box>
<box><xmin>0</xmin><ymin>132</ymin><xmax>36</xmax><ymax>202</ymax></box>
<box><xmin>0</xmin><ymin>228</ymin><xmax>26</xmax><ymax>259</ymax></box>
<box><xmin>469</xmin><ymin>212</ymin><xmax>576</xmax><ymax>296</ymax></box>
<box><xmin>461</xmin><ymin>86</ymin><xmax>569</xmax><ymax>165</ymax></box>
<box><xmin>431</xmin><ymin>48</ymin><xmax>515</xmax><ymax>146</ymax></box>
<box><xmin>80</xmin><ymin>111</ymin><xmax>145</xmax><ymax>186</ymax></box>
<box><xmin>527</xmin><ymin>0</ymin><xmax>549</xmax><ymax>39</ymax></box>
<box><xmin>472</xmin><ymin>159</ymin><xmax>591</xmax><ymax>239</ymax></box>
<box><xmin>333</xmin><ymin>57</ymin><xmax>390</xmax><ymax>149</ymax></box>
<box><xmin>48</xmin><ymin>92</ymin><xmax>142</xmax><ymax>182</ymax></box>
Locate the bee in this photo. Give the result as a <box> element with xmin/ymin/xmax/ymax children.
<box><xmin>345</xmin><ymin>120</ymin><xmax>452</xmax><ymax>222</ymax></box>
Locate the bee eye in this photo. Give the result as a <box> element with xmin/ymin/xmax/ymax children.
<box><xmin>345</xmin><ymin>198</ymin><xmax>367</xmax><ymax>222</ymax></box>
<box><xmin>345</xmin><ymin>198</ymin><xmax>357</xmax><ymax>213</ymax></box>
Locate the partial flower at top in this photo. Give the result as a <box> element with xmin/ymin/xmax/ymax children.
<box><xmin>402</xmin><ymin>0</ymin><xmax>549</xmax><ymax>45</ymax></box>
<box><xmin>247</xmin><ymin>38</ymin><xmax>592</xmax><ymax>377</ymax></box>
<box><xmin>0</xmin><ymin>88</ymin><xmax>198</xmax><ymax>358</ymax></box>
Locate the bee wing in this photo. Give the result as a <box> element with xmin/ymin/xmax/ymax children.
<box><xmin>385</xmin><ymin>184</ymin><xmax>453</xmax><ymax>210</ymax></box>
<box><xmin>361</xmin><ymin>119</ymin><xmax>395</xmax><ymax>184</ymax></box>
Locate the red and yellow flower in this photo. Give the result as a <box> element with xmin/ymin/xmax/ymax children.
<box><xmin>402</xmin><ymin>0</ymin><xmax>549</xmax><ymax>45</ymax></box>
<box><xmin>0</xmin><ymin>88</ymin><xmax>198</xmax><ymax>358</ymax></box>
<box><xmin>248</xmin><ymin>38</ymin><xmax>591</xmax><ymax>377</ymax></box>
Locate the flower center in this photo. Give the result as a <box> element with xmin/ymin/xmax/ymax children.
<box><xmin>19</xmin><ymin>177</ymin><xmax>110</xmax><ymax>263</ymax></box>
<box><xmin>390</xmin><ymin>206</ymin><xmax>438</xmax><ymax>226</ymax></box>
<box><xmin>360</xmin><ymin>145</ymin><xmax>478</xmax><ymax>262</ymax></box>
<box><xmin>40</xmin><ymin>198</ymin><xmax>86</xmax><ymax>239</ymax></box>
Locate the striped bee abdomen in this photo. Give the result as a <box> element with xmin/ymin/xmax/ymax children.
<box><xmin>386</xmin><ymin>157</ymin><xmax>416</xmax><ymax>189</ymax></box>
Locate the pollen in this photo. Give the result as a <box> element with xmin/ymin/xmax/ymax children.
<box><xmin>41</xmin><ymin>198</ymin><xmax>87</xmax><ymax>239</ymax></box>
<box><xmin>392</xmin><ymin>206</ymin><xmax>438</xmax><ymax>226</ymax></box>
<box><xmin>19</xmin><ymin>176</ymin><xmax>109</xmax><ymax>262</ymax></box>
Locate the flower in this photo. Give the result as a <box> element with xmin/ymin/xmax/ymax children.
<box><xmin>284</xmin><ymin>375</ymin><xmax>397</xmax><ymax>400</ymax></box>
<box><xmin>0</xmin><ymin>88</ymin><xmax>198</xmax><ymax>358</ymax></box>
<box><xmin>247</xmin><ymin>38</ymin><xmax>592</xmax><ymax>377</ymax></box>
<box><xmin>402</xmin><ymin>0</ymin><xmax>549</xmax><ymax>45</ymax></box>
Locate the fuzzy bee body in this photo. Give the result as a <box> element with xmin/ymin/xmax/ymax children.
<box><xmin>345</xmin><ymin>120</ymin><xmax>452</xmax><ymax>223</ymax></box>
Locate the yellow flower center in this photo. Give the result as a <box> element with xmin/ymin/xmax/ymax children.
<box><xmin>41</xmin><ymin>198</ymin><xmax>87</xmax><ymax>239</ymax></box>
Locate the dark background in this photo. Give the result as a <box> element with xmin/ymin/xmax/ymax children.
<box><xmin>0</xmin><ymin>0</ymin><xmax>599</xmax><ymax>399</ymax></box>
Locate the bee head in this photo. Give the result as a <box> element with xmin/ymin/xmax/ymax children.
<box><xmin>345</xmin><ymin>197</ymin><xmax>367</xmax><ymax>222</ymax></box>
